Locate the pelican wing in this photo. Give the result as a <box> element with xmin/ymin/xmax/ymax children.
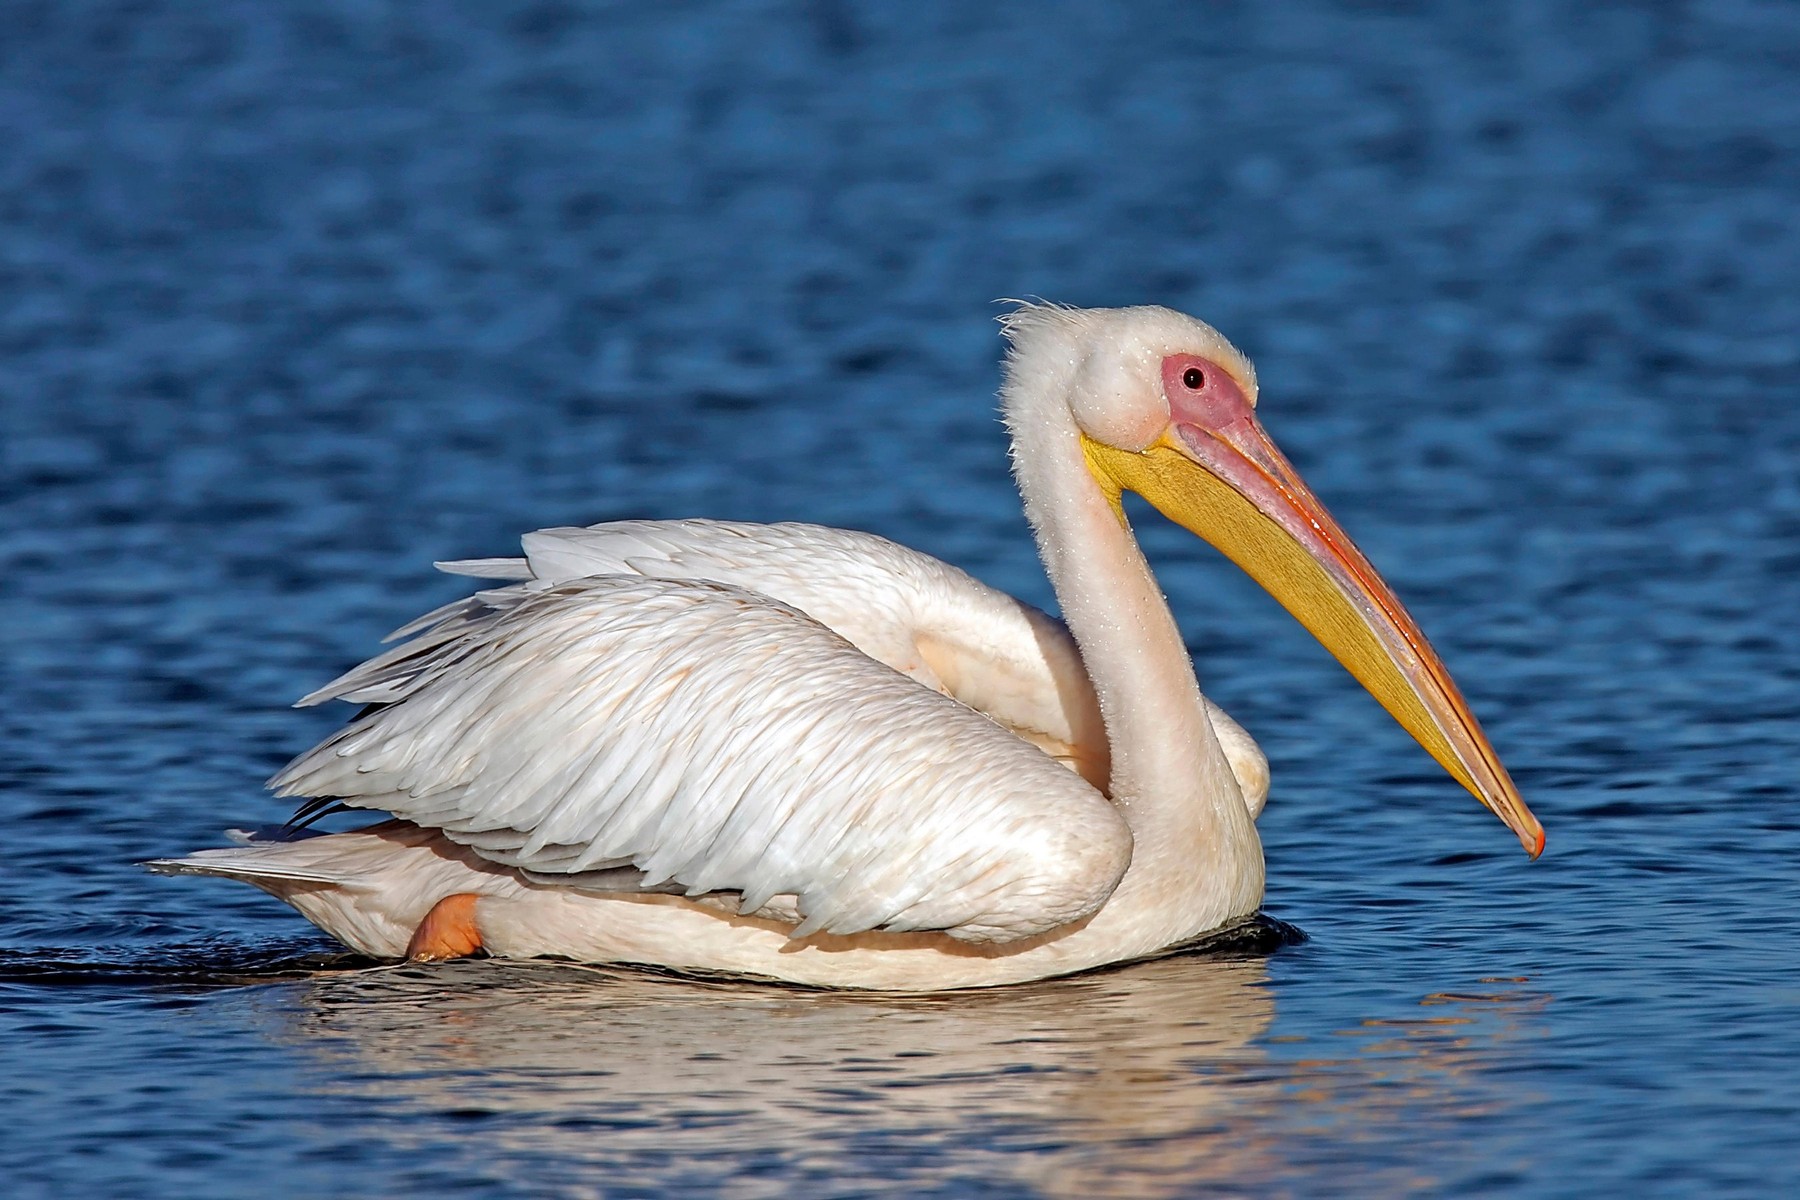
<box><xmin>433</xmin><ymin>518</ymin><xmax>1267</xmax><ymax>813</ymax></box>
<box><xmin>273</xmin><ymin>576</ymin><xmax>1132</xmax><ymax>944</ymax></box>
<box><xmin>437</xmin><ymin>519</ymin><xmax>1108</xmax><ymax>780</ymax></box>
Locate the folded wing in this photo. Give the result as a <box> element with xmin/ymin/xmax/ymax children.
<box><xmin>274</xmin><ymin>576</ymin><xmax>1132</xmax><ymax>944</ymax></box>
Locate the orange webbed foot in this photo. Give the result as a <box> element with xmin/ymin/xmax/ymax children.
<box><xmin>406</xmin><ymin>892</ymin><xmax>485</xmax><ymax>962</ymax></box>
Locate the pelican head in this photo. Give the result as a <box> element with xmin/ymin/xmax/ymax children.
<box><xmin>1003</xmin><ymin>303</ymin><xmax>1543</xmax><ymax>857</ymax></box>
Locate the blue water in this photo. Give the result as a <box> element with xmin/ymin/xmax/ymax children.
<box><xmin>4</xmin><ymin>2</ymin><xmax>1799</xmax><ymax>1195</ymax></box>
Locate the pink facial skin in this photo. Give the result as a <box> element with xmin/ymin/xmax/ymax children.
<box><xmin>1162</xmin><ymin>353</ymin><xmax>1258</xmax><ymax>432</ymax></box>
<box><xmin>1159</xmin><ymin>352</ymin><xmax>1354</xmax><ymax>574</ymax></box>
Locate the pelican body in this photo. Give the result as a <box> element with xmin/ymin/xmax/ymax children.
<box><xmin>152</xmin><ymin>305</ymin><xmax>1541</xmax><ymax>991</ymax></box>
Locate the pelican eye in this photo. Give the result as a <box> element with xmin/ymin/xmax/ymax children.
<box><xmin>1182</xmin><ymin>367</ymin><xmax>1205</xmax><ymax>390</ymax></box>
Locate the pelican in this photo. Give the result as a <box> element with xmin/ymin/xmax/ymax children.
<box><xmin>152</xmin><ymin>304</ymin><xmax>1542</xmax><ymax>991</ymax></box>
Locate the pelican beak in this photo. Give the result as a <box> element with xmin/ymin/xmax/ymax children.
<box><xmin>1080</xmin><ymin>381</ymin><xmax>1543</xmax><ymax>858</ymax></box>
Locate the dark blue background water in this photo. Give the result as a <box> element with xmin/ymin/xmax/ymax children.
<box><xmin>3</xmin><ymin>2</ymin><xmax>1798</xmax><ymax>1196</ymax></box>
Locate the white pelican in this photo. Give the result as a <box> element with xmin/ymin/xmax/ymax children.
<box><xmin>152</xmin><ymin>304</ymin><xmax>1542</xmax><ymax>991</ymax></box>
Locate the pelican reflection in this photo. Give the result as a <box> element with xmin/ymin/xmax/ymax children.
<box><xmin>276</xmin><ymin>955</ymin><xmax>1549</xmax><ymax>1197</ymax></box>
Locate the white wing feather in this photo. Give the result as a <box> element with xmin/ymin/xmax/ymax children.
<box><xmin>273</xmin><ymin>576</ymin><xmax>1133</xmax><ymax>944</ymax></box>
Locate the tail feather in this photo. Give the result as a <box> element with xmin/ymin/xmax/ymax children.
<box><xmin>145</xmin><ymin>857</ymin><xmax>352</xmax><ymax>885</ymax></box>
<box><xmin>147</xmin><ymin>820</ymin><xmax>525</xmax><ymax>958</ymax></box>
<box><xmin>145</xmin><ymin>830</ymin><xmax>364</xmax><ymax>887</ymax></box>
<box><xmin>144</xmin><ymin>819</ymin><xmax>515</xmax><ymax>891</ymax></box>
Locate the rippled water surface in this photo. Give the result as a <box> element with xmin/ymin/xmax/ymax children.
<box><xmin>4</xmin><ymin>2</ymin><xmax>1799</xmax><ymax>1196</ymax></box>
